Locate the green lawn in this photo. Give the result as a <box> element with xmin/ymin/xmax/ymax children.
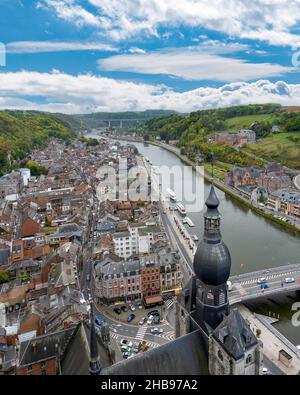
<box><xmin>204</xmin><ymin>163</ymin><xmax>227</xmax><ymax>180</ymax></box>
<box><xmin>215</xmin><ymin>161</ymin><xmax>233</xmax><ymax>171</ymax></box>
<box><xmin>224</xmin><ymin>114</ymin><xmax>277</xmax><ymax>132</ymax></box>
<box><xmin>42</xmin><ymin>226</ymin><xmax>58</xmax><ymax>234</ymax></box>
<box><xmin>242</xmin><ymin>132</ymin><xmax>300</xmax><ymax>169</ymax></box>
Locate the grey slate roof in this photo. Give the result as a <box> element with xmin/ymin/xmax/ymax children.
<box><xmin>212</xmin><ymin>308</ymin><xmax>258</xmax><ymax>360</ymax></box>
<box><xmin>101</xmin><ymin>329</ymin><xmax>209</xmax><ymax>375</ymax></box>
<box><xmin>0</xmin><ymin>248</ymin><xmax>10</xmax><ymax>266</ymax></box>
<box><xmin>19</xmin><ymin>325</ymin><xmax>77</xmax><ymax>367</ymax></box>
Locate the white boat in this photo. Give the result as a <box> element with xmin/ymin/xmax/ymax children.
<box><xmin>176</xmin><ymin>203</ymin><xmax>187</xmax><ymax>216</ymax></box>
<box><xmin>166</xmin><ymin>188</ymin><xmax>177</xmax><ymax>201</ymax></box>
<box><xmin>186</xmin><ymin>217</ymin><xmax>195</xmax><ymax>227</ymax></box>
<box><xmin>191</xmin><ymin>234</ymin><xmax>199</xmax><ymax>241</ymax></box>
<box><xmin>182</xmin><ymin>218</ymin><xmax>188</xmax><ymax>224</ymax></box>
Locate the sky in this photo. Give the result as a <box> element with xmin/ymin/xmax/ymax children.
<box><xmin>1</xmin><ymin>0</ymin><xmax>300</xmax><ymax>113</ymax></box>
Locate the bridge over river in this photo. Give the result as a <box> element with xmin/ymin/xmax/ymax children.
<box><xmin>229</xmin><ymin>263</ymin><xmax>300</xmax><ymax>304</ymax></box>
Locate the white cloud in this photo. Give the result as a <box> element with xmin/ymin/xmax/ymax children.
<box><xmin>127</xmin><ymin>47</ymin><xmax>146</xmax><ymax>54</ymax></box>
<box><xmin>38</xmin><ymin>0</ymin><xmax>300</xmax><ymax>46</ymax></box>
<box><xmin>98</xmin><ymin>47</ymin><xmax>294</xmax><ymax>82</ymax></box>
<box><xmin>6</xmin><ymin>41</ymin><xmax>118</xmax><ymax>54</ymax></box>
<box><xmin>36</xmin><ymin>0</ymin><xmax>101</xmax><ymax>27</ymax></box>
<box><xmin>1</xmin><ymin>70</ymin><xmax>300</xmax><ymax>113</ymax></box>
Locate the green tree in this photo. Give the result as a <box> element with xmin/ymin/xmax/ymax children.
<box><xmin>25</xmin><ymin>160</ymin><xmax>48</xmax><ymax>176</ymax></box>
<box><xmin>0</xmin><ymin>272</ymin><xmax>9</xmax><ymax>284</ymax></box>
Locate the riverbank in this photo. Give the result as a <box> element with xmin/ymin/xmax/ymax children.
<box><xmin>148</xmin><ymin>140</ymin><xmax>300</xmax><ymax>237</ymax></box>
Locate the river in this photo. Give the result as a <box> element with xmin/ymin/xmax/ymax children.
<box><xmin>88</xmin><ymin>134</ymin><xmax>300</xmax><ymax>346</ymax></box>
<box><xmin>132</xmin><ymin>141</ymin><xmax>300</xmax><ymax>347</ymax></box>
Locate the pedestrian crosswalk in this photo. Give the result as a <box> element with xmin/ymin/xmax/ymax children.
<box><xmin>135</xmin><ymin>325</ymin><xmax>147</xmax><ymax>341</ymax></box>
<box><xmin>110</xmin><ymin>332</ymin><xmax>159</xmax><ymax>349</ymax></box>
<box><xmin>240</xmin><ymin>271</ymin><xmax>295</xmax><ymax>286</ymax></box>
<box><xmin>164</xmin><ymin>298</ymin><xmax>175</xmax><ymax>310</ymax></box>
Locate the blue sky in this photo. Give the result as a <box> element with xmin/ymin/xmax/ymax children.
<box><xmin>1</xmin><ymin>0</ymin><xmax>300</xmax><ymax>113</ymax></box>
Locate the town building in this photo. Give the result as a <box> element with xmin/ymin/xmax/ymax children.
<box><xmin>93</xmin><ymin>255</ymin><xmax>141</xmax><ymax>303</ymax></box>
<box><xmin>101</xmin><ymin>185</ymin><xmax>263</xmax><ymax>375</ymax></box>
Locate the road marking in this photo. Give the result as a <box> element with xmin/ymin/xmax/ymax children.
<box><xmin>159</xmin><ymin>331</ymin><xmax>175</xmax><ymax>341</ymax></box>
<box><xmin>135</xmin><ymin>325</ymin><xmax>147</xmax><ymax>341</ymax></box>
<box><xmin>164</xmin><ymin>298</ymin><xmax>175</xmax><ymax>309</ymax></box>
<box><xmin>110</xmin><ymin>332</ymin><xmax>159</xmax><ymax>349</ymax></box>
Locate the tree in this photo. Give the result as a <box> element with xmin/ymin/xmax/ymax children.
<box><xmin>25</xmin><ymin>160</ymin><xmax>48</xmax><ymax>176</ymax></box>
<box><xmin>44</xmin><ymin>216</ymin><xmax>52</xmax><ymax>227</ymax></box>
<box><xmin>0</xmin><ymin>272</ymin><xmax>9</xmax><ymax>284</ymax></box>
<box><xmin>256</xmin><ymin>328</ymin><xmax>261</xmax><ymax>338</ymax></box>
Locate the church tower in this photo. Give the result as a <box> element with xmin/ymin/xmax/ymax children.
<box><xmin>193</xmin><ymin>185</ymin><xmax>231</xmax><ymax>335</ymax></box>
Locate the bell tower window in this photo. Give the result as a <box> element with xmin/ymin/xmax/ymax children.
<box><xmin>206</xmin><ymin>291</ymin><xmax>214</xmax><ymax>305</ymax></box>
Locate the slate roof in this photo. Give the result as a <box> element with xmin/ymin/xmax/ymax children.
<box><xmin>58</xmin><ymin>223</ymin><xmax>81</xmax><ymax>234</ymax></box>
<box><xmin>19</xmin><ymin>325</ymin><xmax>77</xmax><ymax>367</ymax></box>
<box><xmin>101</xmin><ymin>329</ymin><xmax>209</xmax><ymax>375</ymax></box>
<box><xmin>96</xmin><ymin>220</ymin><xmax>116</xmax><ymax>233</ymax></box>
<box><xmin>212</xmin><ymin>308</ymin><xmax>258</xmax><ymax>360</ymax></box>
<box><xmin>0</xmin><ymin>248</ymin><xmax>10</xmax><ymax>266</ymax></box>
<box><xmin>61</xmin><ymin>322</ymin><xmax>112</xmax><ymax>375</ymax></box>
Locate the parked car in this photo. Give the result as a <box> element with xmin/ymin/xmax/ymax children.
<box><xmin>122</xmin><ymin>351</ymin><xmax>132</xmax><ymax>359</ymax></box>
<box><xmin>227</xmin><ymin>280</ymin><xmax>232</xmax><ymax>291</ymax></box>
<box><xmin>262</xmin><ymin>367</ymin><xmax>268</xmax><ymax>375</ymax></box>
<box><xmin>113</xmin><ymin>307</ymin><xmax>122</xmax><ymax>315</ymax></box>
<box><xmin>133</xmin><ymin>341</ymin><xmax>141</xmax><ymax>353</ymax></box>
<box><xmin>95</xmin><ymin>315</ymin><xmax>104</xmax><ymax>326</ymax></box>
<box><xmin>120</xmin><ymin>339</ymin><xmax>133</xmax><ymax>348</ymax></box>
<box><xmin>137</xmin><ymin>303</ymin><xmax>143</xmax><ymax>310</ymax></box>
<box><xmin>147</xmin><ymin>310</ymin><xmax>159</xmax><ymax>317</ymax></box>
<box><xmin>150</xmin><ymin>327</ymin><xmax>163</xmax><ymax>334</ymax></box>
<box><xmin>147</xmin><ymin>315</ymin><xmax>154</xmax><ymax>325</ymax></box>
<box><xmin>127</xmin><ymin>313</ymin><xmax>135</xmax><ymax>323</ymax></box>
<box><xmin>284</xmin><ymin>277</ymin><xmax>295</xmax><ymax>284</ymax></box>
<box><xmin>139</xmin><ymin>317</ymin><xmax>147</xmax><ymax>325</ymax></box>
<box><xmin>121</xmin><ymin>305</ymin><xmax>128</xmax><ymax>312</ymax></box>
<box><xmin>260</xmin><ymin>283</ymin><xmax>269</xmax><ymax>289</ymax></box>
<box><xmin>129</xmin><ymin>304</ymin><xmax>136</xmax><ymax>312</ymax></box>
<box><xmin>121</xmin><ymin>345</ymin><xmax>131</xmax><ymax>354</ymax></box>
<box><xmin>153</xmin><ymin>315</ymin><xmax>161</xmax><ymax>324</ymax></box>
<box><xmin>257</xmin><ymin>277</ymin><xmax>267</xmax><ymax>284</ymax></box>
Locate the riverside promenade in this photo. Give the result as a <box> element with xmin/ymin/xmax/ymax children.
<box><xmin>149</xmin><ymin>141</ymin><xmax>300</xmax><ymax>233</ymax></box>
<box><xmin>239</xmin><ymin>304</ymin><xmax>300</xmax><ymax>375</ymax></box>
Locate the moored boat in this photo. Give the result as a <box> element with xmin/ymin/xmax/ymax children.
<box><xmin>176</xmin><ymin>203</ymin><xmax>187</xmax><ymax>216</ymax></box>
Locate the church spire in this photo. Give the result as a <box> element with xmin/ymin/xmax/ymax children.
<box><xmin>193</xmin><ymin>183</ymin><xmax>231</xmax><ymax>334</ymax></box>
<box><xmin>89</xmin><ymin>302</ymin><xmax>101</xmax><ymax>375</ymax></box>
<box><xmin>203</xmin><ymin>184</ymin><xmax>221</xmax><ymax>244</ymax></box>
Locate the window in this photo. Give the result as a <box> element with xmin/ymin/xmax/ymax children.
<box><xmin>27</xmin><ymin>365</ymin><xmax>33</xmax><ymax>374</ymax></box>
<box><xmin>41</xmin><ymin>361</ymin><xmax>46</xmax><ymax>369</ymax></box>
<box><xmin>246</xmin><ymin>354</ymin><xmax>252</xmax><ymax>364</ymax></box>
<box><xmin>207</xmin><ymin>291</ymin><xmax>214</xmax><ymax>305</ymax></box>
<box><xmin>217</xmin><ymin>350</ymin><xmax>223</xmax><ymax>361</ymax></box>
